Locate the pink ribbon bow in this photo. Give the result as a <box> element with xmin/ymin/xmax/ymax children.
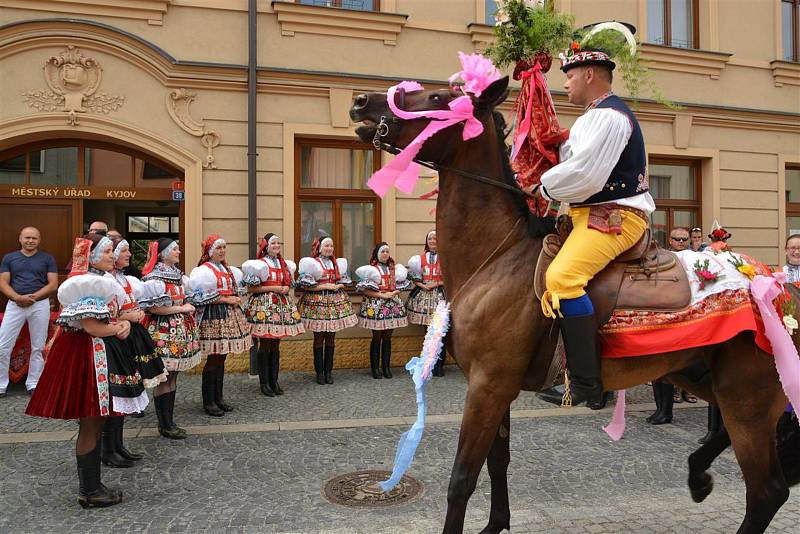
<box><xmin>366</xmin><ymin>81</ymin><xmax>485</xmax><ymax>198</ymax></box>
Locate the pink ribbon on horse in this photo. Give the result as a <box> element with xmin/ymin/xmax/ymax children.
<box><xmin>366</xmin><ymin>81</ymin><xmax>485</xmax><ymax>198</ymax></box>
<box><xmin>750</xmin><ymin>274</ymin><xmax>800</xmax><ymax>409</ymax></box>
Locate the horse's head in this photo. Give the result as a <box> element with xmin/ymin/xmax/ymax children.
<box><xmin>350</xmin><ymin>76</ymin><xmax>510</xmax><ymax>163</ymax></box>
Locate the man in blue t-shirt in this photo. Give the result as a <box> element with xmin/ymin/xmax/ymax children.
<box><xmin>0</xmin><ymin>227</ymin><xmax>58</xmax><ymax>397</ymax></box>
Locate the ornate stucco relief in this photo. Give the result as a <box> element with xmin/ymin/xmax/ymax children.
<box><xmin>22</xmin><ymin>45</ymin><xmax>125</xmax><ymax>126</ymax></box>
<box><xmin>165</xmin><ymin>88</ymin><xmax>220</xmax><ymax>170</ymax></box>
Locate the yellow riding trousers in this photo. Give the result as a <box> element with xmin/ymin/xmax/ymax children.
<box><xmin>542</xmin><ymin>206</ymin><xmax>648</xmax><ymax>318</ymax></box>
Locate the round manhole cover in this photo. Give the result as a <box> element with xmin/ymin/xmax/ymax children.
<box><xmin>322</xmin><ymin>470</ymin><xmax>423</xmax><ymax>508</ymax></box>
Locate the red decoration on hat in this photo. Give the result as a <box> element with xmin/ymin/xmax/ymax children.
<box><xmin>198</xmin><ymin>234</ymin><xmax>227</xmax><ymax>267</ymax></box>
<box><xmin>141</xmin><ymin>241</ymin><xmax>160</xmax><ymax>276</ymax></box>
<box><xmin>68</xmin><ymin>238</ymin><xmax>92</xmax><ymax>278</ymax></box>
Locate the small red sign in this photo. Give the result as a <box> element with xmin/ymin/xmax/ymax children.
<box><xmin>171</xmin><ymin>180</ymin><xmax>185</xmax><ymax>191</ymax></box>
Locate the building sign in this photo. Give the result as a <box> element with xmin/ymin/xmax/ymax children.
<box><xmin>172</xmin><ymin>190</ymin><xmax>185</xmax><ymax>201</ymax></box>
<box><xmin>8</xmin><ymin>187</ymin><xmax>140</xmax><ymax>199</ymax></box>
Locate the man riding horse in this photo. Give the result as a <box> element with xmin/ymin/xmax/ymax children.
<box><xmin>533</xmin><ymin>46</ymin><xmax>655</xmax><ymax>407</ymax></box>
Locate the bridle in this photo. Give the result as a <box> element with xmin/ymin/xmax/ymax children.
<box><xmin>370</xmin><ymin>106</ymin><xmax>534</xmax><ymax>200</ymax></box>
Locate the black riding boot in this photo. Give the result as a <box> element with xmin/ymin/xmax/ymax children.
<box><xmin>257</xmin><ymin>347</ymin><xmax>275</xmax><ymax>397</ymax></box>
<box><xmin>324</xmin><ymin>345</ymin><xmax>335</xmax><ymax>384</ymax></box>
<box><xmin>114</xmin><ymin>416</ymin><xmax>142</xmax><ymax>460</ymax></box>
<box><xmin>537</xmin><ymin>314</ymin><xmax>603</xmax><ymax>406</ymax></box>
<box><xmin>587</xmin><ymin>391</ymin><xmax>612</xmax><ymax>410</ymax></box>
<box><xmin>269</xmin><ymin>348</ymin><xmax>283</xmax><ymax>395</ymax></box>
<box><xmin>698</xmin><ymin>405</ymin><xmax>723</xmax><ymax>443</ymax></box>
<box><xmin>369</xmin><ymin>341</ymin><xmax>381</xmax><ymax>379</ymax></box>
<box><xmin>202</xmin><ymin>365</ymin><xmax>223</xmax><ymax>417</ymax></box>
<box><xmin>650</xmin><ymin>382</ymin><xmax>674</xmax><ymax>425</ymax></box>
<box><xmin>77</xmin><ymin>444</ymin><xmax>122</xmax><ymax>508</ymax></box>
<box><xmin>646</xmin><ymin>383</ymin><xmax>663</xmax><ymax>423</ymax></box>
<box><xmin>100</xmin><ymin>417</ymin><xmax>134</xmax><ymax>468</ymax></box>
<box><xmin>155</xmin><ymin>392</ymin><xmax>186</xmax><ymax>440</ymax></box>
<box><xmin>432</xmin><ymin>355</ymin><xmax>445</xmax><ymax>377</ymax></box>
<box><xmin>215</xmin><ymin>365</ymin><xmax>233</xmax><ymax>412</ymax></box>
<box><xmin>381</xmin><ymin>338</ymin><xmax>393</xmax><ymax>379</ymax></box>
<box><xmin>313</xmin><ymin>347</ymin><xmax>325</xmax><ymax>385</ymax></box>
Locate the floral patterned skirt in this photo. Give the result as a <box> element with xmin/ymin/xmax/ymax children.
<box><xmin>197</xmin><ymin>303</ymin><xmax>253</xmax><ymax>355</ymax></box>
<box><xmin>298</xmin><ymin>289</ymin><xmax>358</xmax><ymax>332</ymax></box>
<box><xmin>246</xmin><ymin>292</ymin><xmax>305</xmax><ymax>339</ymax></box>
<box><xmin>144</xmin><ymin>312</ymin><xmax>201</xmax><ymax>372</ymax></box>
<box><xmin>358</xmin><ymin>295</ymin><xmax>408</xmax><ymax>330</ymax></box>
<box><xmin>127</xmin><ymin>322</ymin><xmax>167</xmax><ymax>389</ymax></box>
<box><xmin>406</xmin><ymin>286</ymin><xmax>446</xmax><ymax>325</ymax></box>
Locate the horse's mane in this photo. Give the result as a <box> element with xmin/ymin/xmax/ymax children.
<box><xmin>491</xmin><ymin>111</ymin><xmax>555</xmax><ymax>238</ymax></box>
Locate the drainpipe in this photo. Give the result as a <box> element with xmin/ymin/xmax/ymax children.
<box><xmin>247</xmin><ymin>0</ymin><xmax>258</xmax><ymax>258</ymax></box>
<box><xmin>247</xmin><ymin>0</ymin><xmax>258</xmax><ymax>377</ymax></box>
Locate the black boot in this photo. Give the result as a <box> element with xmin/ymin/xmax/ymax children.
<box><xmin>76</xmin><ymin>445</ymin><xmax>122</xmax><ymax>508</ymax></box>
<box><xmin>269</xmin><ymin>348</ymin><xmax>284</xmax><ymax>395</ymax></box>
<box><xmin>536</xmin><ymin>383</ymin><xmax>566</xmax><ymax>405</ymax></box>
<box><xmin>257</xmin><ymin>347</ymin><xmax>275</xmax><ymax>397</ymax></box>
<box><xmin>698</xmin><ymin>405</ymin><xmax>723</xmax><ymax>444</ymax></box>
<box><xmin>650</xmin><ymin>382</ymin><xmax>674</xmax><ymax>425</ymax></box>
<box><xmin>646</xmin><ymin>383</ymin><xmax>663</xmax><ymax>423</ymax></box>
<box><xmin>155</xmin><ymin>392</ymin><xmax>186</xmax><ymax>440</ymax></box>
<box><xmin>537</xmin><ymin>314</ymin><xmax>603</xmax><ymax>407</ymax></box>
<box><xmin>114</xmin><ymin>416</ymin><xmax>142</xmax><ymax>461</ymax></box>
<box><xmin>313</xmin><ymin>347</ymin><xmax>325</xmax><ymax>385</ymax></box>
<box><xmin>433</xmin><ymin>355</ymin><xmax>445</xmax><ymax>377</ymax></box>
<box><xmin>202</xmin><ymin>366</ymin><xmax>224</xmax><ymax>417</ymax></box>
<box><xmin>381</xmin><ymin>338</ymin><xmax>393</xmax><ymax>379</ymax></box>
<box><xmin>323</xmin><ymin>345</ymin><xmax>335</xmax><ymax>384</ymax></box>
<box><xmin>100</xmin><ymin>417</ymin><xmax>134</xmax><ymax>468</ymax></box>
<box><xmin>369</xmin><ymin>341</ymin><xmax>382</xmax><ymax>379</ymax></box>
<box><xmin>587</xmin><ymin>391</ymin><xmax>612</xmax><ymax>410</ymax></box>
<box><xmin>215</xmin><ymin>365</ymin><xmax>233</xmax><ymax>412</ymax></box>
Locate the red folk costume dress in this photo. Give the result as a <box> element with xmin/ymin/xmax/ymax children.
<box><xmin>356</xmin><ymin>263</ymin><xmax>411</xmax><ymax>330</ymax></box>
<box><xmin>405</xmin><ymin>251</ymin><xmax>446</xmax><ymax>325</ymax></box>
<box><xmin>140</xmin><ymin>262</ymin><xmax>201</xmax><ymax>371</ymax></box>
<box><xmin>189</xmin><ymin>261</ymin><xmax>252</xmax><ymax>354</ymax></box>
<box><xmin>27</xmin><ymin>239</ymin><xmax>148</xmax><ymax>419</ymax></box>
<box><xmin>242</xmin><ymin>256</ymin><xmax>305</xmax><ymax>338</ymax></box>
<box><xmin>297</xmin><ymin>256</ymin><xmax>358</xmax><ymax>332</ymax></box>
<box><xmin>113</xmin><ymin>271</ymin><xmax>167</xmax><ymax>389</ymax></box>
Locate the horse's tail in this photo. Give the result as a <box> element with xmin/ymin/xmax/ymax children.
<box><xmin>777</xmin><ymin>410</ymin><xmax>800</xmax><ymax>486</ymax></box>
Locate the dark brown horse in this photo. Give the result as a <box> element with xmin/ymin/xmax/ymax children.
<box><xmin>350</xmin><ymin>76</ymin><xmax>800</xmax><ymax>534</ymax></box>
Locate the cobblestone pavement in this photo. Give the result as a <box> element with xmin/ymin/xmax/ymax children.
<box><xmin>1</xmin><ymin>368</ymin><xmax>799</xmax><ymax>533</ymax></box>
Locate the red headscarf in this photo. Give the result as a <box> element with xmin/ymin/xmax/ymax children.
<box><xmin>67</xmin><ymin>238</ymin><xmax>92</xmax><ymax>278</ymax></box>
<box><xmin>257</xmin><ymin>233</ymin><xmax>292</xmax><ymax>287</ymax></box>
<box><xmin>198</xmin><ymin>234</ymin><xmax>228</xmax><ymax>267</ymax></box>
<box><xmin>310</xmin><ymin>234</ymin><xmax>341</xmax><ymax>281</ymax></box>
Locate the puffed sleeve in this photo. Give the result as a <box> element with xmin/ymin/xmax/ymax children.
<box><xmin>229</xmin><ymin>266</ymin><xmax>247</xmax><ymax>297</ymax></box>
<box><xmin>407</xmin><ymin>255</ymin><xmax>422</xmax><ymax>282</ymax></box>
<box><xmin>336</xmin><ymin>258</ymin><xmax>352</xmax><ymax>285</ymax></box>
<box><xmin>394</xmin><ymin>264</ymin><xmax>412</xmax><ymax>291</ymax></box>
<box><xmin>242</xmin><ymin>260</ymin><xmax>268</xmax><ymax>286</ymax></box>
<box><xmin>134</xmin><ymin>278</ymin><xmax>170</xmax><ymax>309</ymax></box>
<box><xmin>355</xmin><ymin>265</ymin><xmax>381</xmax><ymax>293</ymax></box>
<box><xmin>189</xmin><ymin>265</ymin><xmax>220</xmax><ymax>306</ymax></box>
<box><xmin>297</xmin><ymin>257</ymin><xmax>322</xmax><ymax>288</ymax></box>
<box><xmin>56</xmin><ymin>274</ymin><xmax>118</xmax><ymax>328</ymax></box>
<box><xmin>182</xmin><ymin>275</ymin><xmax>196</xmax><ymax>304</ymax></box>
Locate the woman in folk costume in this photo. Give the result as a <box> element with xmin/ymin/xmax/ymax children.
<box><xmin>140</xmin><ymin>238</ymin><xmax>201</xmax><ymax>439</ymax></box>
<box><xmin>242</xmin><ymin>233</ymin><xmax>304</xmax><ymax>397</ymax></box>
<box><xmin>189</xmin><ymin>235</ymin><xmax>251</xmax><ymax>416</ymax></box>
<box><xmin>405</xmin><ymin>230</ymin><xmax>447</xmax><ymax>376</ymax></box>
<box><xmin>26</xmin><ymin>234</ymin><xmax>148</xmax><ymax>508</ymax></box>
<box><xmin>356</xmin><ymin>243</ymin><xmax>411</xmax><ymax>379</ymax></box>
<box><xmin>93</xmin><ymin>236</ymin><xmax>164</xmax><ymax>468</ymax></box>
<box><xmin>297</xmin><ymin>234</ymin><xmax>357</xmax><ymax>385</ymax></box>
<box><xmin>783</xmin><ymin>234</ymin><xmax>800</xmax><ymax>284</ymax></box>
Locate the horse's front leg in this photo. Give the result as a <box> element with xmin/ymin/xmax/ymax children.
<box><xmin>479</xmin><ymin>408</ymin><xmax>511</xmax><ymax>534</ymax></box>
<box><xmin>443</xmin><ymin>380</ymin><xmax>517</xmax><ymax>534</ymax></box>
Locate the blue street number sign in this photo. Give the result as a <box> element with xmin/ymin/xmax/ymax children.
<box><xmin>172</xmin><ymin>190</ymin><xmax>185</xmax><ymax>201</ymax></box>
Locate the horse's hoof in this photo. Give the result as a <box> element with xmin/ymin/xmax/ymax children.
<box><xmin>478</xmin><ymin>521</ymin><xmax>510</xmax><ymax>534</ymax></box>
<box><xmin>689</xmin><ymin>472</ymin><xmax>714</xmax><ymax>503</ymax></box>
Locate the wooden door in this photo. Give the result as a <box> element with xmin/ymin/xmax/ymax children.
<box><xmin>0</xmin><ymin>199</ymin><xmax>81</xmax><ymax>310</ymax></box>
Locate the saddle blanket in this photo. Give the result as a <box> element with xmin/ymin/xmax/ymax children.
<box><xmin>600</xmin><ymin>249</ymin><xmax>772</xmax><ymax>358</ymax></box>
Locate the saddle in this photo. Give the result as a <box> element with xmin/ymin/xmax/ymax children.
<box><xmin>534</xmin><ymin>227</ymin><xmax>691</xmax><ymax>327</ymax></box>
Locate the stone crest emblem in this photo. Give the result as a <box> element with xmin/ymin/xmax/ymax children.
<box><xmin>23</xmin><ymin>45</ymin><xmax>125</xmax><ymax>125</ymax></box>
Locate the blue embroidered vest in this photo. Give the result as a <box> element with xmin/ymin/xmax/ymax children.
<box><xmin>575</xmin><ymin>95</ymin><xmax>648</xmax><ymax>206</ymax></box>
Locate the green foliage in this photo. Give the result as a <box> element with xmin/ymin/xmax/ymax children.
<box><xmin>485</xmin><ymin>0</ymin><xmax>575</xmax><ymax>67</ymax></box>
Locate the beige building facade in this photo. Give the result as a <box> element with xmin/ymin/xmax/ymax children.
<box><xmin>0</xmin><ymin>0</ymin><xmax>798</xmax><ymax>370</ymax></box>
